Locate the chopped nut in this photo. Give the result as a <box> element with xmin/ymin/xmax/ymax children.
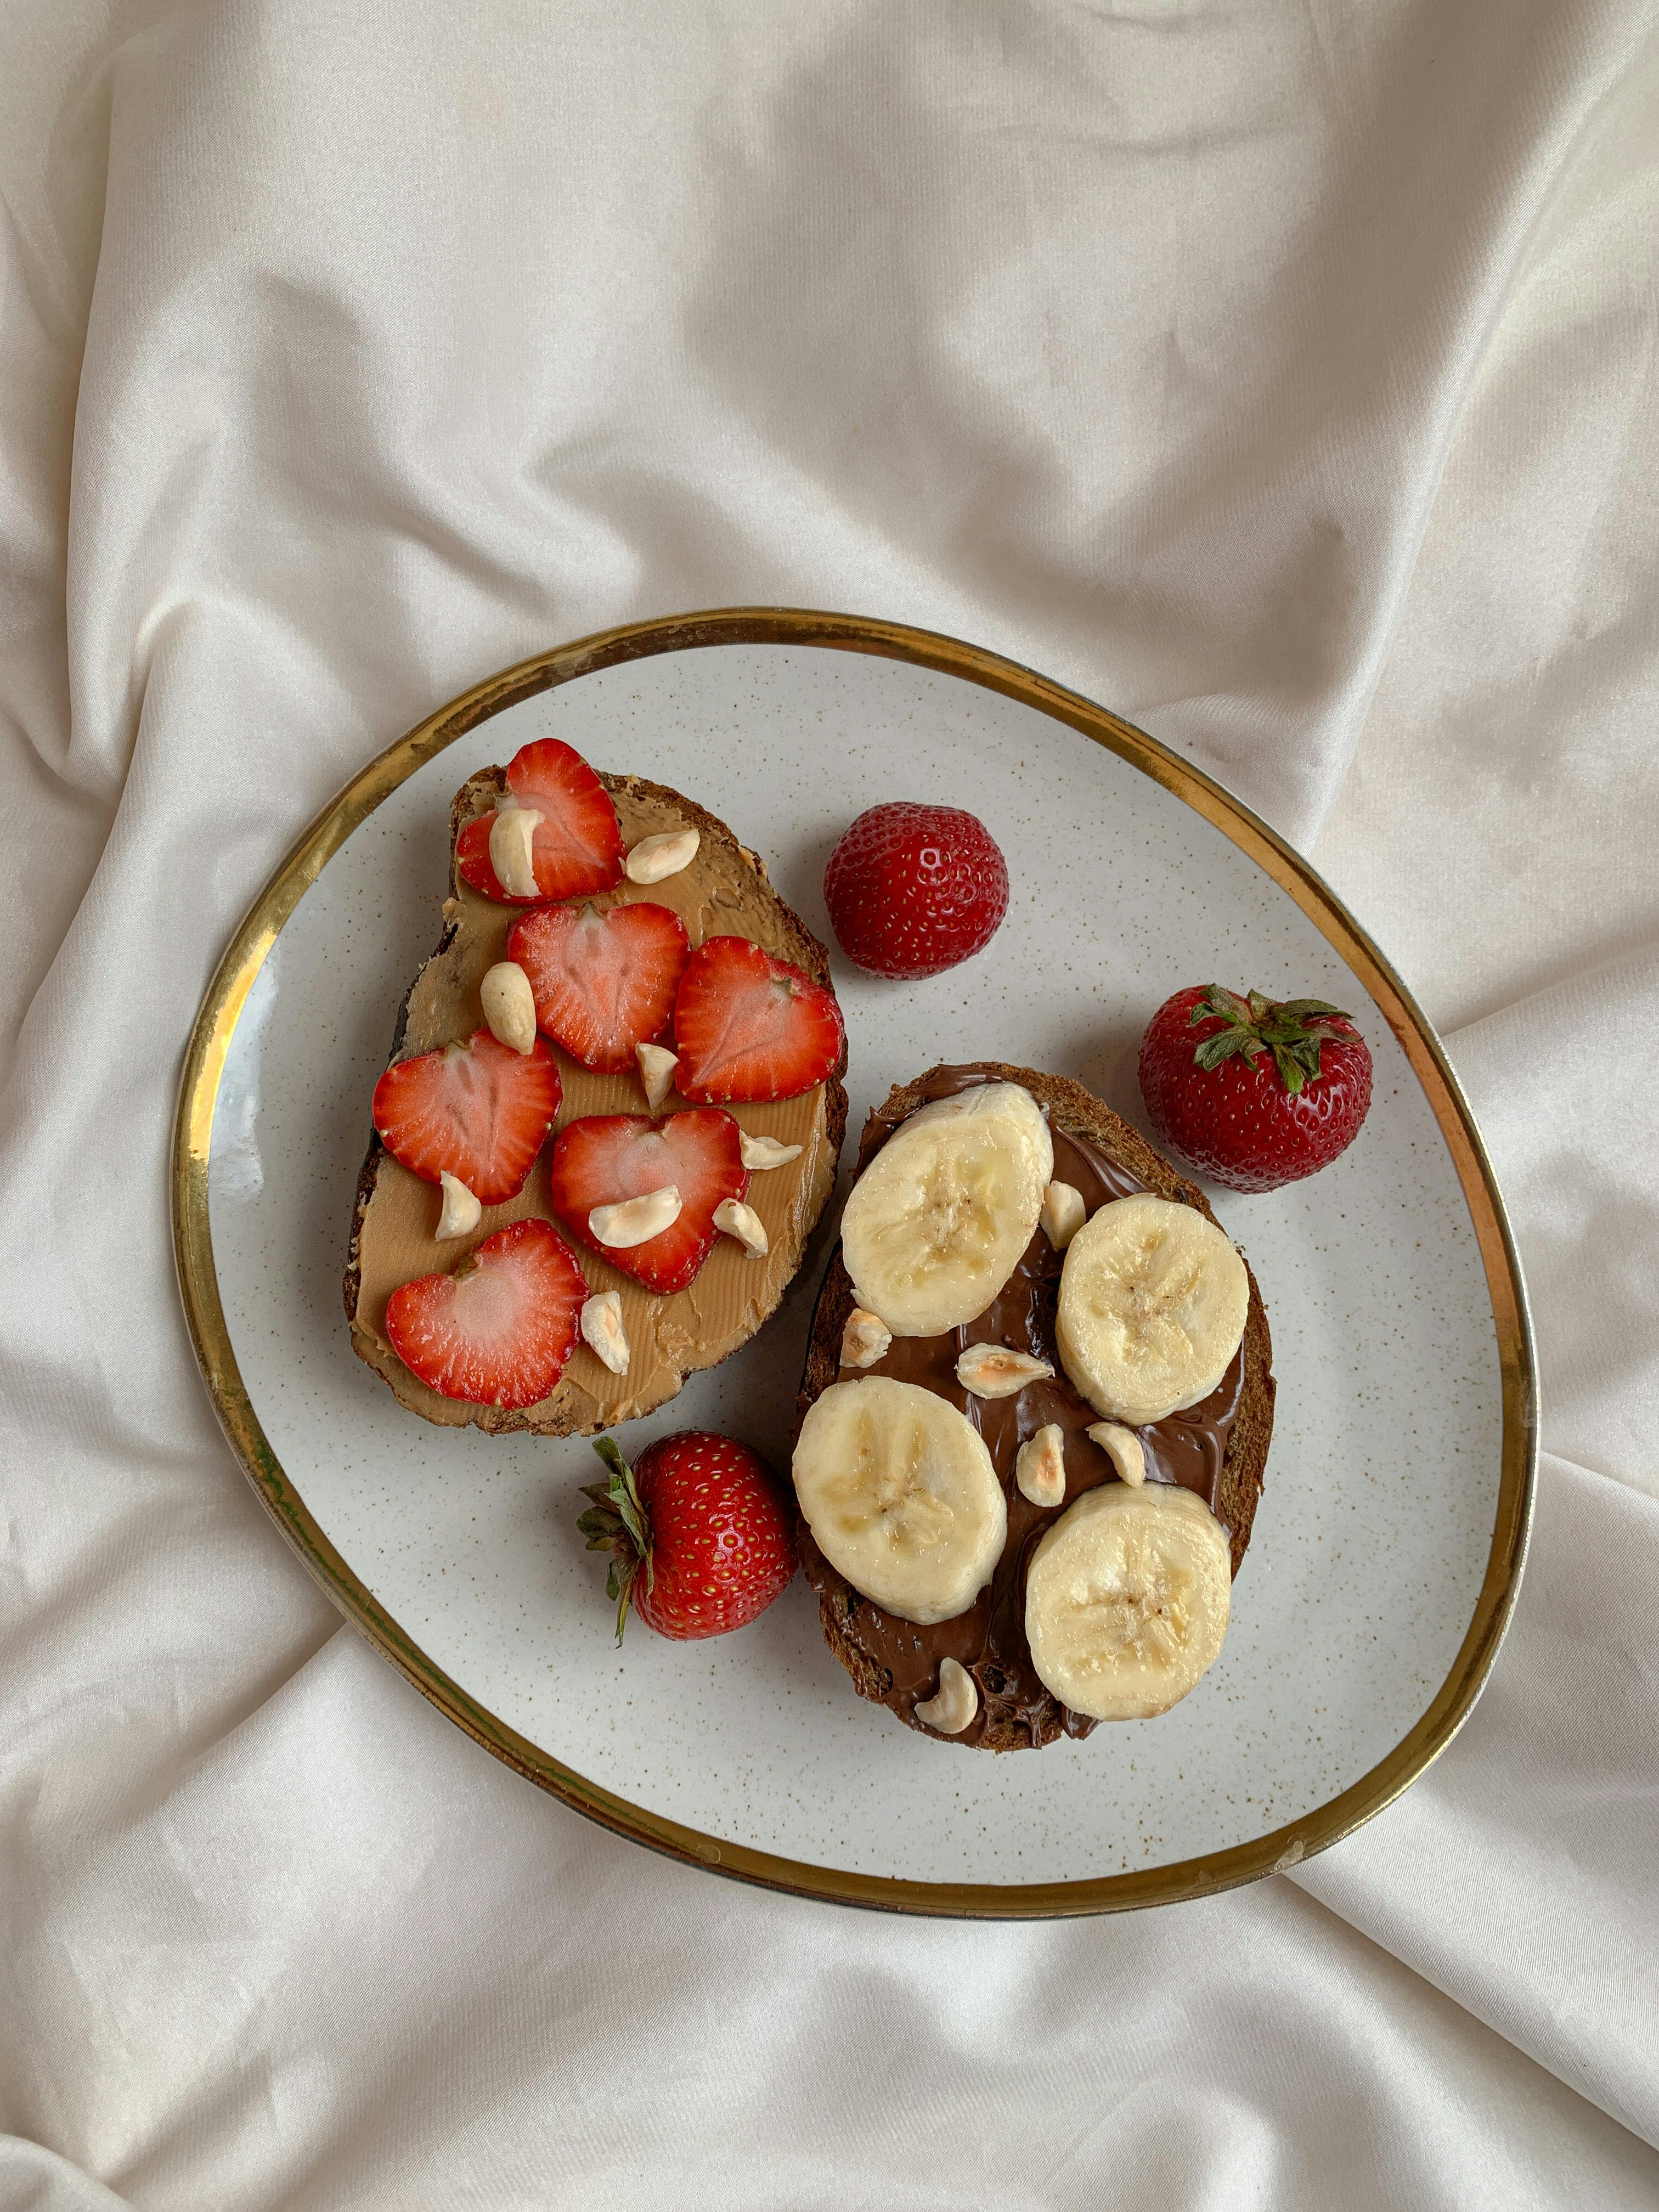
<box><xmin>914</xmin><ymin>1657</ymin><xmax>977</xmax><ymax>1735</ymax></box>
<box><xmin>840</xmin><ymin>1308</ymin><xmax>893</xmax><ymax>1369</ymax></box>
<box><xmin>713</xmin><ymin>1197</ymin><xmax>768</xmax><ymax>1257</ymax></box>
<box><xmin>624</xmin><ymin>827</ymin><xmax>700</xmax><ymax>884</ymax></box>
<box><xmin>1015</xmin><ymin>1423</ymin><xmax>1067</xmax><ymax>1508</ymax></box>
<box><xmin>487</xmin><ymin>801</ymin><xmax>543</xmax><ymax>898</ymax></box>
<box><xmin>589</xmin><ymin>1184</ymin><xmax>681</xmax><ymax>1248</ymax></box>
<box><xmin>436</xmin><ymin>1171</ymin><xmax>482</xmax><ymax>1242</ymax></box>
<box><xmin>635</xmin><ymin>1042</ymin><xmax>679</xmax><ymax>1113</ymax></box>
<box><xmin>479</xmin><ymin>960</ymin><xmax>537</xmax><ymax>1054</ymax></box>
<box><xmin>1087</xmin><ymin>1420</ymin><xmax>1146</xmax><ymax>1486</ymax></box>
<box><xmin>579</xmin><ymin>1290</ymin><xmax>630</xmax><ymax>1376</ymax></box>
<box><xmin>1040</xmin><ymin>1180</ymin><xmax>1087</xmax><ymax>1251</ymax></box>
<box><xmin>740</xmin><ymin>1131</ymin><xmax>803</xmax><ymax>1171</ymax></box>
<box><xmin>955</xmin><ymin>1344</ymin><xmax>1056</xmax><ymax>1399</ymax></box>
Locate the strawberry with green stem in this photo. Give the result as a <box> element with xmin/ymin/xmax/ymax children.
<box><xmin>1138</xmin><ymin>985</ymin><xmax>1373</xmax><ymax>1193</ymax></box>
<box><xmin>578</xmin><ymin>1431</ymin><xmax>797</xmax><ymax>1643</ymax></box>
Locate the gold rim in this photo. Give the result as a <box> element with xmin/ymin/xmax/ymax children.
<box><xmin>171</xmin><ymin>607</ymin><xmax>1536</xmax><ymax>1918</ymax></box>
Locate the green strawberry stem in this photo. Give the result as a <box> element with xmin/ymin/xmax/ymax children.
<box><xmin>1188</xmin><ymin>986</ymin><xmax>1352</xmax><ymax>1098</ymax></box>
<box><xmin>576</xmin><ymin>1435</ymin><xmax>656</xmax><ymax>1645</ymax></box>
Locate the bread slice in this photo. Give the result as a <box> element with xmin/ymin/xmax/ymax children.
<box><xmin>794</xmin><ymin>1061</ymin><xmax>1273</xmax><ymax>1751</ymax></box>
<box><xmin>345</xmin><ymin>765</ymin><xmax>848</xmax><ymax>1436</ymax></box>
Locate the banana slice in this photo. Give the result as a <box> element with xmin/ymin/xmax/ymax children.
<box><xmin>840</xmin><ymin>1084</ymin><xmax>1053</xmax><ymax>1336</ymax></box>
<box><xmin>1025</xmin><ymin>1483</ymin><xmax>1231</xmax><ymax>1720</ymax></box>
<box><xmin>792</xmin><ymin>1376</ymin><xmax>1007</xmax><ymax>1624</ymax></box>
<box><xmin>1056</xmin><ymin>1193</ymin><xmax>1248</xmax><ymax>1425</ymax></box>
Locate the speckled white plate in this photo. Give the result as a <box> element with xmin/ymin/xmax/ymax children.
<box><xmin>174</xmin><ymin>610</ymin><xmax>1534</xmax><ymax>1916</ymax></box>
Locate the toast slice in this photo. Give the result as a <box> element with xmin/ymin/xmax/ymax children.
<box><xmin>345</xmin><ymin>765</ymin><xmax>847</xmax><ymax>1436</ymax></box>
<box><xmin>793</xmin><ymin>1061</ymin><xmax>1273</xmax><ymax>1751</ymax></box>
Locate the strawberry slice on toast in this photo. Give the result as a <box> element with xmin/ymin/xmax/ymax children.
<box><xmin>508</xmin><ymin>901</ymin><xmax>689</xmax><ymax>1073</ymax></box>
<box><xmin>386</xmin><ymin>1218</ymin><xmax>586</xmax><ymax>1408</ymax></box>
<box><xmin>455</xmin><ymin>738</ymin><xmax>627</xmax><ymax>904</ymax></box>
<box><xmin>673</xmin><ymin>937</ymin><xmax>845</xmax><ymax>1104</ymax></box>
<box><xmin>371</xmin><ymin>1029</ymin><xmax>561</xmax><ymax>1204</ymax></box>
<box><xmin>548</xmin><ymin>1110</ymin><xmax>748</xmax><ymax>1295</ymax></box>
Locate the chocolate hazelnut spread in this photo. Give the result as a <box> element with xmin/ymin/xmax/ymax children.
<box><xmin>797</xmin><ymin>1064</ymin><xmax>1246</xmax><ymax>1750</ymax></box>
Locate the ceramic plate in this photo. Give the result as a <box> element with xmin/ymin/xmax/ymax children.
<box><xmin>173</xmin><ymin>610</ymin><xmax>1533</xmax><ymax>1917</ymax></box>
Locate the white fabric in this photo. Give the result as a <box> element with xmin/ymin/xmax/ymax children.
<box><xmin>4</xmin><ymin>3</ymin><xmax>1657</xmax><ymax>2204</ymax></box>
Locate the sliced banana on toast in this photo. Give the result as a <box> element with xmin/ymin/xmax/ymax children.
<box><xmin>839</xmin><ymin>1083</ymin><xmax>1052</xmax><ymax>1336</ymax></box>
<box><xmin>792</xmin><ymin>1376</ymin><xmax>1006</xmax><ymax>1624</ymax></box>
<box><xmin>1056</xmin><ymin>1192</ymin><xmax>1248</xmax><ymax>1425</ymax></box>
<box><xmin>1025</xmin><ymin>1482</ymin><xmax>1232</xmax><ymax>1720</ymax></box>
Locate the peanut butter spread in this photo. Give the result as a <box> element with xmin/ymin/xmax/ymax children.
<box><xmin>348</xmin><ymin>774</ymin><xmax>840</xmax><ymax>1434</ymax></box>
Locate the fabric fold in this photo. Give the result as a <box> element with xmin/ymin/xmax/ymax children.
<box><xmin>3</xmin><ymin>1</ymin><xmax>1656</xmax><ymax>2203</ymax></box>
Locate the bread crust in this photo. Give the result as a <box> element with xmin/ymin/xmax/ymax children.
<box><xmin>343</xmin><ymin>766</ymin><xmax>848</xmax><ymax>1435</ymax></box>
<box><xmin>794</xmin><ymin>1061</ymin><xmax>1274</xmax><ymax>1750</ymax></box>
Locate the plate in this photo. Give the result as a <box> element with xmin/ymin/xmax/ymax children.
<box><xmin>173</xmin><ymin>609</ymin><xmax>1534</xmax><ymax>1916</ymax></box>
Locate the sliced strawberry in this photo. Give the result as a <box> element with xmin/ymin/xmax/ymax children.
<box><xmin>371</xmin><ymin>1029</ymin><xmax>561</xmax><ymax>1204</ymax></box>
<box><xmin>548</xmin><ymin>1110</ymin><xmax>747</xmax><ymax>1294</ymax></box>
<box><xmin>672</xmin><ymin>937</ymin><xmax>844</xmax><ymax>1104</ymax></box>
<box><xmin>507</xmin><ymin>901</ymin><xmax>689</xmax><ymax>1073</ymax></box>
<box><xmin>455</xmin><ymin>738</ymin><xmax>626</xmax><ymax>904</ymax></box>
<box><xmin>454</xmin><ymin>815</ymin><xmax>518</xmax><ymax>904</ymax></box>
<box><xmin>386</xmin><ymin>1218</ymin><xmax>586</xmax><ymax>1408</ymax></box>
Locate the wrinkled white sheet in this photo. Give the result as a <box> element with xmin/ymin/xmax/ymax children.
<box><xmin>3</xmin><ymin>4</ymin><xmax>1657</xmax><ymax>2205</ymax></box>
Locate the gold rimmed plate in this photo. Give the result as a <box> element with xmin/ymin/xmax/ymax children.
<box><xmin>172</xmin><ymin>609</ymin><xmax>1533</xmax><ymax>1916</ymax></box>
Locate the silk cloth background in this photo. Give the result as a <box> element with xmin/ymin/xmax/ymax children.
<box><xmin>3</xmin><ymin>3</ymin><xmax>1657</xmax><ymax>2205</ymax></box>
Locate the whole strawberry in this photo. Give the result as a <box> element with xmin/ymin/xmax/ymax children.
<box><xmin>578</xmin><ymin>1431</ymin><xmax>797</xmax><ymax>1642</ymax></box>
<box><xmin>824</xmin><ymin>802</ymin><xmax>1008</xmax><ymax>979</ymax></box>
<box><xmin>1138</xmin><ymin>986</ymin><xmax>1372</xmax><ymax>1193</ymax></box>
